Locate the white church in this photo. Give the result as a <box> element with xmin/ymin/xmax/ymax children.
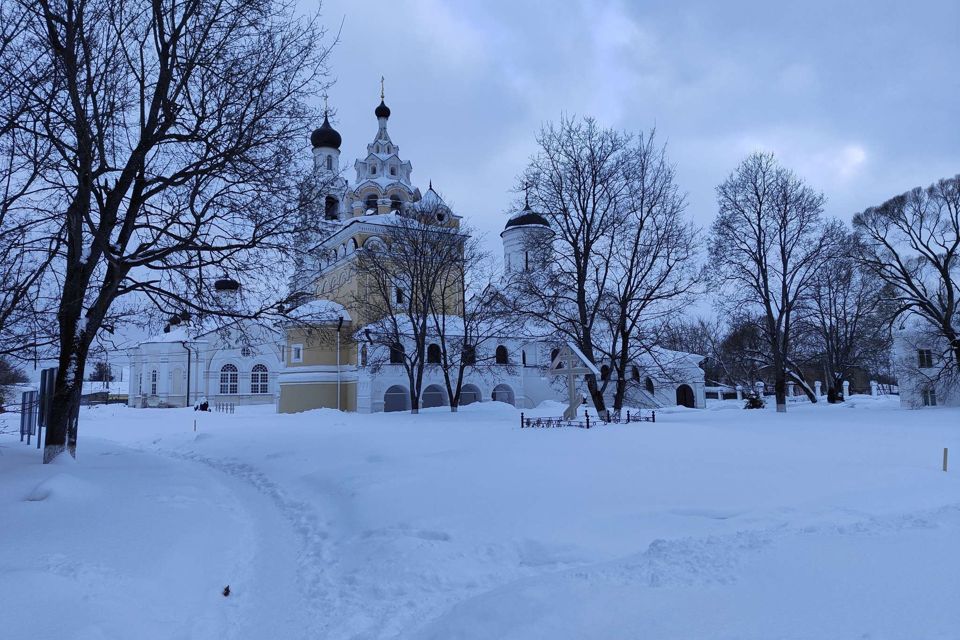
<box><xmin>127</xmin><ymin>90</ymin><xmax>706</xmax><ymax>413</ymax></box>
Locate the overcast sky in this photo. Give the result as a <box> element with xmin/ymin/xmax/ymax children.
<box><xmin>309</xmin><ymin>0</ymin><xmax>959</xmax><ymax>256</ymax></box>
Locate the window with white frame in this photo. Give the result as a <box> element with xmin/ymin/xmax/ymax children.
<box><xmin>922</xmin><ymin>387</ymin><xmax>937</xmax><ymax>407</ymax></box>
<box><xmin>291</xmin><ymin>344</ymin><xmax>304</xmax><ymax>364</ymax></box>
<box><xmin>220</xmin><ymin>364</ymin><xmax>238</xmax><ymax>394</ymax></box>
<box><xmin>150</xmin><ymin>369</ymin><xmax>158</xmax><ymax>395</ymax></box>
<box><xmin>250</xmin><ymin>364</ymin><xmax>269</xmax><ymax>394</ymax></box>
<box><xmin>918</xmin><ymin>349</ymin><xmax>934</xmax><ymax>369</ymax></box>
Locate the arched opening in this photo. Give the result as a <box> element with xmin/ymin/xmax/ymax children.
<box><xmin>389</xmin><ymin>343</ymin><xmax>405</xmax><ymax>364</ymax></box>
<box><xmin>365</xmin><ymin>193</ymin><xmax>378</xmax><ymax>211</ymax></box>
<box><xmin>521</xmin><ymin>350</ymin><xmax>527</xmax><ymax>366</ymax></box>
<box><xmin>251</xmin><ymin>364</ymin><xmax>269</xmax><ymax>394</ymax></box>
<box><xmin>463</xmin><ymin>344</ymin><xmax>476</xmax><ymax>366</ymax></box>
<box><xmin>384</xmin><ymin>385</ymin><xmax>410</xmax><ymax>412</ymax></box>
<box><xmin>422</xmin><ymin>384</ymin><xmax>447</xmax><ymax>409</ymax></box>
<box><xmin>495</xmin><ymin>345</ymin><xmax>509</xmax><ymax>365</ymax></box>
<box><xmin>390</xmin><ymin>195</ymin><xmax>402</xmax><ymax>211</ymax></box>
<box><xmin>325</xmin><ymin>155</ymin><xmax>333</xmax><ymax>171</ymax></box>
<box><xmin>676</xmin><ymin>384</ymin><xmax>695</xmax><ymax>408</ymax></box>
<box><xmin>600</xmin><ymin>365</ymin><xmax>611</xmax><ymax>381</ymax></box>
<box><xmin>460</xmin><ymin>384</ymin><xmax>481</xmax><ymax>406</ymax></box>
<box><xmin>219</xmin><ymin>364</ymin><xmax>238</xmax><ymax>395</ymax></box>
<box><xmin>631</xmin><ymin>365</ymin><xmax>640</xmax><ymax>381</ymax></box>
<box><xmin>491</xmin><ymin>384</ymin><xmax>515</xmax><ymax>406</ymax></box>
<box><xmin>550</xmin><ymin>348</ymin><xmax>562</xmax><ymax>368</ymax></box>
<box><xmin>360</xmin><ymin>345</ymin><xmax>368</xmax><ymax>367</ymax></box>
<box><xmin>645</xmin><ymin>377</ymin><xmax>655</xmax><ymax>395</ymax></box>
<box><xmin>325</xmin><ymin>196</ymin><xmax>338</xmax><ymax>220</ymax></box>
<box><xmin>427</xmin><ymin>343</ymin><xmax>442</xmax><ymax>364</ymax></box>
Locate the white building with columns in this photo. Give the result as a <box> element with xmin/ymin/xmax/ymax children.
<box><xmin>127</xmin><ymin>320</ymin><xmax>283</xmax><ymax>408</ymax></box>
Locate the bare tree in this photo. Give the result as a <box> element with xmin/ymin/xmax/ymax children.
<box><xmin>598</xmin><ymin>132</ymin><xmax>700</xmax><ymax>411</ymax></box>
<box><xmin>807</xmin><ymin>233</ymin><xmax>892</xmax><ymax>396</ymax></box>
<box><xmin>430</xmin><ymin>227</ymin><xmax>520</xmax><ymax>411</ymax></box>
<box><xmin>0</xmin><ymin>3</ymin><xmax>59</xmax><ymax>362</ymax></box>
<box><xmin>352</xmin><ymin>211</ymin><xmax>463</xmax><ymax>413</ymax></box>
<box><xmin>515</xmin><ymin>117</ymin><xmax>697</xmax><ymax>412</ymax></box>
<box><xmin>710</xmin><ymin>152</ymin><xmax>835</xmax><ymax>411</ymax></box>
<box><xmin>2</xmin><ymin>0</ymin><xmax>333</xmax><ymax>461</ymax></box>
<box><xmin>854</xmin><ymin>175</ymin><xmax>960</xmax><ymax>379</ymax></box>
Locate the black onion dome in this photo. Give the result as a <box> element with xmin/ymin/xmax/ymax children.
<box><xmin>504</xmin><ymin>208</ymin><xmax>549</xmax><ymax>230</ymax></box>
<box><xmin>214</xmin><ymin>277</ymin><xmax>240</xmax><ymax>292</ymax></box>
<box><xmin>310</xmin><ymin>115</ymin><xmax>342</xmax><ymax>149</ymax></box>
<box><xmin>375</xmin><ymin>100</ymin><xmax>391</xmax><ymax>119</ymax></box>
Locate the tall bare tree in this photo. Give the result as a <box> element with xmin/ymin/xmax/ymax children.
<box><xmin>430</xmin><ymin>227</ymin><xmax>520</xmax><ymax>411</ymax></box>
<box><xmin>352</xmin><ymin>210</ymin><xmax>463</xmax><ymax>413</ymax></box>
<box><xmin>515</xmin><ymin>117</ymin><xmax>698</xmax><ymax>412</ymax></box>
<box><xmin>710</xmin><ymin>152</ymin><xmax>835</xmax><ymax>411</ymax></box>
<box><xmin>3</xmin><ymin>0</ymin><xmax>333</xmax><ymax>461</ymax></box>
<box><xmin>807</xmin><ymin>233</ymin><xmax>892</xmax><ymax>394</ymax></box>
<box><xmin>854</xmin><ymin>175</ymin><xmax>960</xmax><ymax>378</ymax></box>
<box><xmin>599</xmin><ymin>132</ymin><xmax>700</xmax><ymax>411</ymax></box>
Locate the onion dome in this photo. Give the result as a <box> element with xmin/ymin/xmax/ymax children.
<box><xmin>504</xmin><ymin>202</ymin><xmax>549</xmax><ymax>230</ymax></box>
<box><xmin>310</xmin><ymin>114</ymin><xmax>342</xmax><ymax>149</ymax></box>
<box><xmin>214</xmin><ymin>277</ymin><xmax>240</xmax><ymax>292</ymax></box>
<box><xmin>375</xmin><ymin>100</ymin><xmax>391</xmax><ymax>119</ymax></box>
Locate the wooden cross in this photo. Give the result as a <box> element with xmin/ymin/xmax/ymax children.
<box><xmin>549</xmin><ymin>342</ymin><xmax>601</xmax><ymax>420</ymax></box>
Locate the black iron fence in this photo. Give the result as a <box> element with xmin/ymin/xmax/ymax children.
<box><xmin>520</xmin><ymin>409</ymin><xmax>655</xmax><ymax>430</ymax></box>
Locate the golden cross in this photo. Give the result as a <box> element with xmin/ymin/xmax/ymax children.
<box><xmin>380</xmin><ymin>75</ymin><xmax>385</xmax><ymax>101</ymax></box>
<box><xmin>323</xmin><ymin>92</ymin><xmax>328</xmax><ymax>115</ymax></box>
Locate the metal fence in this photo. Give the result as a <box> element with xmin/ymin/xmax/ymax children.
<box><xmin>19</xmin><ymin>390</ymin><xmax>40</xmax><ymax>447</ymax></box>
<box><xmin>520</xmin><ymin>409</ymin><xmax>655</xmax><ymax>430</ymax></box>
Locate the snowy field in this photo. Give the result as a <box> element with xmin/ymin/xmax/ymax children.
<box><xmin>2</xmin><ymin>397</ymin><xmax>958</xmax><ymax>640</ymax></box>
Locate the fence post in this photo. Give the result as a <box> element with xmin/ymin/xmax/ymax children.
<box><xmin>944</xmin><ymin>448</ymin><xmax>949</xmax><ymax>472</ymax></box>
<box><xmin>585</xmin><ymin>410</ymin><xmax>590</xmax><ymax>429</ymax></box>
<box><xmin>652</xmin><ymin>411</ymin><xmax>656</xmax><ymax>423</ymax></box>
<box><xmin>520</xmin><ymin>412</ymin><xmax>524</xmax><ymax>429</ymax></box>
<box><xmin>626</xmin><ymin>410</ymin><xmax>631</xmax><ymax>424</ymax></box>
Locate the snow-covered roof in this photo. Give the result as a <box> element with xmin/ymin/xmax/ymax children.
<box><xmin>288</xmin><ymin>299</ymin><xmax>351</xmax><ymax>324</ymax></box>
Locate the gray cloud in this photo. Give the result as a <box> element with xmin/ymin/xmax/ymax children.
<box><xmin>308</xmin><ymin>0</ymin><xmax>959</xmax><ymax>256</ymax></box>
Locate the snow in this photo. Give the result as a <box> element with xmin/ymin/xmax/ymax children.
<box><xmin>1</xmin><ymin>396</ymin><xmax>958</xmax><ymax>639</ymax></box>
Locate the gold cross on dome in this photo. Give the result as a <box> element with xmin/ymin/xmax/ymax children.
<box><xmin>380</xmin><ymin>76</ymin><xmax>385</xmax><ymax>100</ymax></box>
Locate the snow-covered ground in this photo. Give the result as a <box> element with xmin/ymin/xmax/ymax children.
<box><xmin>1</xmin><ymin>397</ymin><xmax>958</xmax><ymax>639</ymax></box>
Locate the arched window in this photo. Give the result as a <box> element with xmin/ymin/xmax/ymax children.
<box><xmin>631</xmin><ymin>365</ymin><xmax>640</xmax><ymax>381</ymax></box>
<box><xmin>150</xmin><ymin>369</ymin><xmax>158</xmax><ymax>395</ymax></box>
<box><xmin>427</xmin><ymin>343</ymin><xmax>442</xmax><ymax>364</ymax></box>
<box><xmin>360</xmin><ymin>345</ymin><xmax>368</xmax><ymax>367</ymax></box>
<box><xmin>325</xmin><ymin>155</ymin><xmax>333</xmax><ymax>171</ymax></box>
<box><xmin>390</xmin><ymin>343</ymin><xmax>405</xmax><ymax>364</ymax></box>
<box><xmin>220</xmin><ymin>364</ymin><xmax>238</xmax><ymax>394</ymax></box>
<box><xmin>390</xmin><ymin>195</ymin><xmax>402</xmax><ymax>211</ymax></box>
<box><xmin>251</xmin><ymin>364</ymin><xmax>269</xmax><ymax>394</ymax></box>
<box><xmin>645</xmin><ymin>377</ymin><xmax>655</xmax><ymax>395</ymax></box>
<box><xmin>522</xmin><ymin>350</ymin><xmax>527</xmax><ymax>366</ymax></box>
<box><xmin>463</xmin><ymin>344</ymin><xmax>476</xmax><ymax>366</ymax></box>
<box><xmin>550</xmin><ymin>348</ymin><xmax>562</xmax><ymax>368</ymax></box>
<box><xmin>600</xmin><ymin>365</ymin><xmax>611</xmax><ymax>381</ymax></box>
<box><xmin>495</xmin><ymin>345</ymin><xmax>509</xmax><ymax>365</ymax></box>
<box><xmin>324</xmin><ymin>196</ymin><xmax>339</xmax><ymax>220</ymax></box>
<box><xmin>365</xmin><ymin>194</ymin><xmax>378</xmax><ymax>211</ymax></box>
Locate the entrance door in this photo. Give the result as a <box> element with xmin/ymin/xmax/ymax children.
<box><xmin>676</xmin><ymin>384</ymin><xmax>695</xmax><ymax>408</ymax></box>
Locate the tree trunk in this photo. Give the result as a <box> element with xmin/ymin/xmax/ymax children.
<box><xmin>586</xmin><ymin>374</ymin><xmax>606</xmax><ymax>412</ymax></box>
<box><xmin>774</xmin><ymin>374</ymin><xmax>787</xmax><ymax>412</ymax></box>
<box><xmin>44</xmin><ymin>349</ymin><xmax>87</xmax><ymax>463</ymax></box>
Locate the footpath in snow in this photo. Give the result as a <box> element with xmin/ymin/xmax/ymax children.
<box><xmin>1</xmin><ymin>396</ymin><xmax>958</xmax><ymax>639</ymax></box>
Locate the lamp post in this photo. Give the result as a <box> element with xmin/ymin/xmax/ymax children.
<box><xmin>336</xmin><ymin>316</ymin><xmax>344</xmax><ymax>410</ymax></box>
